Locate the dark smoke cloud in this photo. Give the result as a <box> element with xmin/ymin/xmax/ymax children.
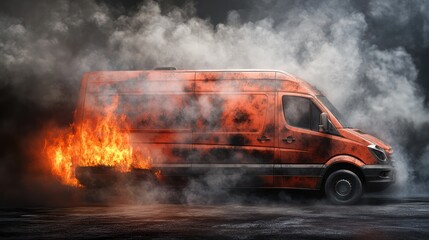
<box><xmin>1</xmin><ymin>0</ymin><xmax>429</xmax><ymax>205</ymax></box>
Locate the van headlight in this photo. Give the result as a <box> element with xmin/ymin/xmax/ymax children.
<box><xmin>368</xmin><ymin>144</ymin><xmax>387</xmax><ymax>162</ymax></box>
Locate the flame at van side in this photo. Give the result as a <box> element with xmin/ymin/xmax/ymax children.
<box><xmin>44</xmin><ymin>96</ymin><xmax>151</xmax><ymax>186</ymax></box>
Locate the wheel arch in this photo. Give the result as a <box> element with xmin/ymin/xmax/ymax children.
<box><xmin>319</xmin><ymin>155</ymin><xmax>366</xmax><ymax>192</ymax></box>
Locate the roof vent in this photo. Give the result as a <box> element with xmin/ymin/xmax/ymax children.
<box><xmin>154</xmin><ymin>67</ymin><xmax>177</xmax><ymax>70</ymax></box>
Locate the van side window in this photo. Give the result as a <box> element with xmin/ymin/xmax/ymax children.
<box><xmin>282</xmin><ymin>96</ymin><xmax>321</xmax><ymax>131</ymax></box>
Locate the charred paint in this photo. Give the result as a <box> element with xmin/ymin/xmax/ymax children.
<box><xmin>229</xmin><ymin>134</ymin><xmax>251</xmax><ymax>146</ymax></box>
<box><xmin>207</xmin><ymin>148</ymin><xmax>236</xmax><ymax>162</ymax></box>
<box><xmin>191</xmin><ymin>147</ymin><xmax>272</xmax><ymax>164</ymax></box>
<box><xmin>171</xmin><ymin>148</ymin><xmax>194</xmax><ymax>159</ymax></box>
<box><xmin>212</xmin><ymin>136</ymin><xmax>220</xmax><ymax>143</ymax></box>
<box><xmin>232</xmin><ymin>109</ymin><xmax>251</xmax><ymax>124</ymax></box>
<box><xmin>249</xmin><ymin>149</ymin><xmax>274</xmax><ymax>162</ymax></box>
<box><xmin>264</xmin><ymin>124</ymin><xmax>275</xmax><ymax>135</ymax></box>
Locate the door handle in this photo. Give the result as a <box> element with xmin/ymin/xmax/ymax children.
<box><xmin>257</xmin><ymin>136</ymin><xmax>271</xmax><ymax>142</ymax></box>
<box><xmin>282</xmin><ymin>136</ymin><xmax>295</xmax><ymax>143</ymax></box>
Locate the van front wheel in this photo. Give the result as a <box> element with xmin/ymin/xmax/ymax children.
<box><xmin>324</xmin><ymin>169</ymin><xmax>363</xmax><ymax>205</ymax></box>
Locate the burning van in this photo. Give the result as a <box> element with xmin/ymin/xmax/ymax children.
<box><xmin>47</xmin><ymin>68</ymin><xmax>395</xmax><ymax>204</ymax></box>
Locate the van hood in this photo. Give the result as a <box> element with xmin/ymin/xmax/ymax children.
<box><xmin>339</xmin><ymin>128</ymin><xmax>392</xmax><ymax>152</ymax></box>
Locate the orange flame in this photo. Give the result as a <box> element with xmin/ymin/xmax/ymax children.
<box><xmin>44</xmin><ymin>96</ymin><xmax>151</xmax><ymax>186</ymax></box>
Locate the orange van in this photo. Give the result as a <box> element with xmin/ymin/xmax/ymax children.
<box><xmin>75</xmin><ymin>69</ymin><xmax>395</xmax><ymax>204</ymax></box>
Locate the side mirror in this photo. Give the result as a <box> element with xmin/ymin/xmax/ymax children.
<box><xmin>319</xmin><ymin>112</ymin><xmax>328</xmax><ymax>132</ymax></box>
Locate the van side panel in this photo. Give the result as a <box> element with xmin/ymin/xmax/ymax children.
<box><xmin>192</xmin><ymin>77</ymin><xmax>276</xmax><ymax>187</ymax></box>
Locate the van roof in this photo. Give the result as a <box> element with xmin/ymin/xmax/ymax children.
<box><xmin>84</xmin><ymin>69</ymin><xmax>299</xmax><ymax>81</ymax></box>
<box><xmin>82</xmin><ymin>69</ymin><xmax>319</xmax><ymax>95</ymax></box>
<box><xmin>152</xmin><ymin>68</ymin><xmax>294</xmax><ymax>75</ymax></box>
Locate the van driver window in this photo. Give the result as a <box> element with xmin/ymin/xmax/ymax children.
<box><xmin>282</xmin><ymin>96</ymin><xmax>321</xmax><ymax>131</ymax></box>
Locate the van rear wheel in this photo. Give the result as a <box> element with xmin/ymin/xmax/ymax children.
<box><xmin>324</xmin><ymin>169</ymin><xmax>363</xmax><ymax>205</ymax></box>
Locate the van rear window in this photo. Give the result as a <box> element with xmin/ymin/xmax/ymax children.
<box><xmin>282</xmin><ymin>96</ymin><xmax>321</xmax><ymax>131</ymax></box>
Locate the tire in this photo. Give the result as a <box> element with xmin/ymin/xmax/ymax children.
<box><xmin>324</xmin><ymin>169</ymin><xmax>363</xmax><ymax>205</ymax></box>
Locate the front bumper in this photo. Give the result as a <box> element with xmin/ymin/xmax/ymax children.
<box><xmin>361</xmin><ymin>164</ymin><xmax>395</xmax><ymax>192</ymax></box>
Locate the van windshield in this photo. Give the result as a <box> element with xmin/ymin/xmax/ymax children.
<box><xmin>316</xmin><ymin>95</ymin><xmax>351</xmax><ymax>128</ymax></box>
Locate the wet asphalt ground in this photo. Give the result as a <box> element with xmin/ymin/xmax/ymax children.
<box><xmin>1</xmin><ymin>193</ymin><xmax>429</xmax><ymax>240</ymax></box>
